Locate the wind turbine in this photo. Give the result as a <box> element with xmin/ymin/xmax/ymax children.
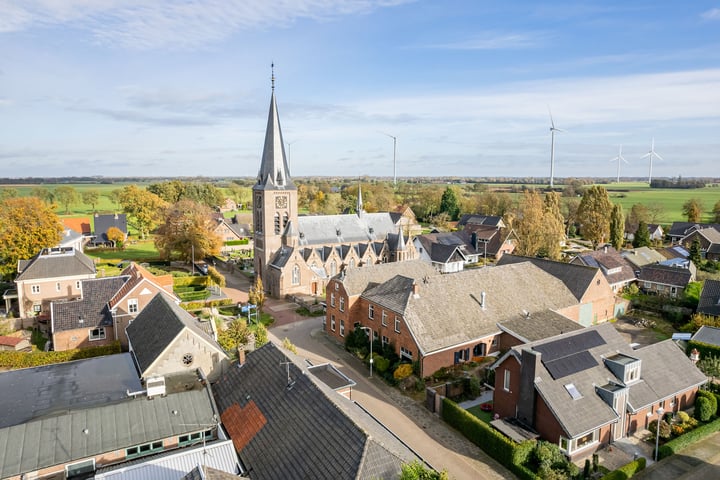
<box><xmin>610</xmin><ymin>145</ymin><xmax>628</xmax><ymax>183</ymax></box>
<box><xmin>641</xmin><ymin>138</ymin><xmax>663</xmax><ymax>185</ymax></box>
<box><xmin>548</xmin><ymin>108</ymin><xmax>564</xmax><ymax>189</ymax></box>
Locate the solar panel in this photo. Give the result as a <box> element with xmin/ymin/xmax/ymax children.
<box><xmin>533</xmin><ymin>330</ymin><xmax>605</xmax><ymax>362</ymax></box>
<box><xmin>544</xmin><ymin>351</ymin><xmax>598</xmax><ymax>380</ymax></box>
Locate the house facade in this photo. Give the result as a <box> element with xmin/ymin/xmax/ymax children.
<box><xmin>15</xmin><ymin>247</ymin><xmax>96</xmax><ymax>319</ymax></box>
<box><xmin>638</xmin><ymin>264</ymin><xmax>693</xmax><ymax>297</ymax></box>
<box><xmin>492</xmin><ymin>324</ymin><xmax>705</xmax><ymax>461</ymax></box>
<box><xmin>681</xmin><ymin>227</ymin><xmax>720</xmax><ymax>261</ymax></box>
<box><xmin>570</xmin><ymin>246</ymin><xmax>636</xmax><ymax>293</ymax></box>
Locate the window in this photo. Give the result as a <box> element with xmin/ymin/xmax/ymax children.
<box><xmin>349</xmin><ymin>258</ymin><xmax>355</xmax><ymax>268</ymax></box>
<box><xmin>33</xmin><ymin>304</ymin><xmax>42</xmax><ymax>313</ymax></box>
<box><xmin>31</xmin><ymin>285</ymin><xmax>40</xmax><ymax>294</ymax></box>
<box><xmin>503</xmin><ymin>369</ymin><xmax>511</xmax><ymax>391</ymax></box>
<box><xmin>491</xmin><ymin>337</ymin><xmax>498</xmax><ymax>347</ymax></box>
<box><xmin>330</xmin><ymin>260</ymin><xmax>337</xmax><ymax>276</ymax></box>
<box><xmin>381</xmin><ymin>311</ymin><xmax>387</xmax><ymax>326</ymax></box>
<box><xmin>283</xmin><ymin>212</ymin><xmax>289</xmax><ymax>229</ymax></box>
<box><xmin>179</xmin><ymin>430</ymin><xmax>212</xmax><ymax>447</ymax></box>
<box><xmin>56</xmin><ymin>282</ymin><xmax>61</xmax><ymax>292</ymax></box>
<box><xmin>76</xmin><ymin>281</ymin><xmax>81</xmax><ymax>289</ymax></box>
<box><xmin>66</xmin><ymin>459</ymin><xmax>95</xmax><ymax>477</ymax></box>
<box><xmin>340</xmin><ymin>320</ymin><xmax>345</xmax><ymax>337</ymax></box>
<box><xmin>89</xmin><ymin>328</ymin><xmax>106</xmax><ymax>341</ymax></box>
<box><xmin>331</xmin><ymin>315</ymin><xmax>336</xmax><ymax>332</ymax></box>
<box><xmin>292</xmin><ymin>265</ymin><xmax>300</xmax><ymax>285</ymax></box>
<box><xmin>335</xmin><ymin>282</ymin><xmax>339</xmax><ymax>290</ymax></box>
<box><xmin>394</xmin><ymin>317</ymin><xmax>400</xmax><ymax>333</ymax></box>
<box><xmin>401</xmin><ymin>346</ymin><xmax>413</xmax><ymax>359</ymax></box>
<box><xmin>559</xmin><ymin>437</ymin><xmax>569</xmax><ymax>452</ymax></box>
<box><xmin>643</xmin><ymin>281</ymin><xmax>652</xmax><ymax>289</ymax></box>
<box><xmin>575</xmin><ymin>431</ymin><xmax>597</xmax><ymax>450</ymax></box>
<box><xmin>382</xmin><ymin>335</ymin><xmax>389</xmax><ymax>346</ymax></box>
<box><xmin>182</xmin><ymin>353</ymin><xmax>194</xmax><ymax>366</ymax></box>
<box><xmin>330</xmin><ymin>293</ymin><xmax>335</xmax><ymax>307</ymax></box>
<box><xmin>126</xmin><ymin>440</ymin><xmax>164</xmax><ymax>459</ymax></box>
<box><xmin>274</xmin><ymin>212</ymin><xmax>280</xmax><ymax>234</ymax></box>
<box><xmin>368</xmin><ymin>305</ymin><xmax>374</xmax><ymax>319</ymax></box>
<box><xmin>339</xmin><ymin>297</ymin><xmax>345</xmax><ymax>312</ymax></box>
<box><xmin>128</xmin><ymin>298</ymin><xmax>138</xmax><ymax>313</ymax></box>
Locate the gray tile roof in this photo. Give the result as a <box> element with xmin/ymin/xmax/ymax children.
<box><xmin>457</xmin><ymin>214</ymin><xmax>504</xmax><ymax>227</ymax></box>
<box><xmin>692</xmin><ymin>325</ymin><xmax>720</xmax><ymax>345</ymax></box>
<box><xmin>667</xmin><ymin>222</ymin><xmax>720</xmax><ymax>238</ymax></box>
<box><xmin>570</xmin><ymin>246</ymin><xmax>636</xmax><ymax>287</ymax></box>
<box><xmin>51</xmin><ymin>276</ymin><xmax>129</xmax><ymax>332</ymax></box>
<box><xmin>365</xmin><ymin>262</ymin><xmax>579</xmax><ymax>355</ymax></box>
<box><xmin>94</xmin><ymin>213</ymin><xmax>128</xmax><ymax>242</ymax></box>
<box><xmin>0</xmin><ymin>353</ymin><xmax>141</xmax><ymax>429</ymax></box>
<box><xmin>126</xmin><ymin>294</ymin><xmax>218</xmax><ymax>374</ymax></box>
<box><xmin>212</xmin><ymin>343</ymin><xmax>419</xmax><ymax>480</ymax></box>
<box><xmin>15</xmin><ymin>247</ymin><xmax>96</xmax><ymax>281</ymax></box>
<box><xmin>621</xmin><ymin>247</ymin><xmax>666</xmax><ymax>269</ymax></box>
<box><xmin>0</xmin><ymin>374</ymin><xmax>219</xmax><ymax>479</ymax></box>
<box><xmin>337</xmin><ymin>260</ymin><xmax>439</xmax><ymax>297</ymax></box>
<box><xmin>638</xmin><ymin>264</ymin><xmax>692</xmax><ymax>287</ymax></box>
<box><xmin>58</xmin><ymin>227</ymin><xmax>83</xmax><ymax>248</ymax></box>
<box><xmin>498</xmin><ymin>311</ymin><xmax>584</xmax><ymax>343</ymax></box>
<box><xmin>698</xmin><ymin>281</ymin><xmax>720</xmax><ymax>317</ymax></box>
<box><xmin>297</xmin><ymin>212</ymin><xmax>399</xmax><ymax>246</ymax></box>
<box><xmin>497</xmin><ymin>254</ymin><xmax>600</xmax><ymax>301</ymax></box>
<box><xmin>415</xmin><ymin>233</ymin><xmax>468</xmax><ymax>263</ymax></box>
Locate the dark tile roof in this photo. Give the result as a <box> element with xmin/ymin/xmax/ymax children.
<box><xmin>457</xmin><ymin>214</ymin><xmax>504</xmax><ymax>227</ymax></box>
<box><xmin>414</xmin><ymin>233</ymin><xmax>467</xmax><ymax>263</ymax></box>
<box><xmin>638</xmin><ymin>264</ymin><xmax>692</xmax><ymax>287</ymax></box>
<box><xmin>698</xmin><ymin>280</ymin><xmax>720</xmax><ymax>317</ymax></box>
<box><xmin>497</xmin><ymin>254</ymin><xmax>599</xmax><ymax>301</ymax></box>
<box><xmin>668</xmin><ymin>222</ymin><xmax>720</xmax><ymax>238</ymax></box>
<box><xmin>94</xmin><ymin>213</ymin><xmax>128</xmax><ymax>242</ymax></box>
<box><xmin>15</xmin><ymin>247</ymin><xmax>96</xmax><ymax>281</ymax></box>
<box><xmin>570</xmin><ymin>246</ymin><xmax>636</xmax><ymax>287</ymax></box>
<box><xmin>126</xmin><ymin>294</ymin><xmax>214</xmax><ymax>373</ymax></box>
<box><xmin>657</xmin><ymin>245</ymin><xmax>690</xmax><ymax>260</ymax></box>
<box><xmin>212</xmin><ymin>343</ymin><xmax>417</xmax><ymax>480</ymax></box>
<box><xmin>692</xmin><ymin>324</ymin><xmax>720</xmax><ymax>345</ymax></box>
<box><xmin>498</xmin><ymin>311</ymin><xmax>584</xmax><ymax>343</ymax></box>
<box><xmin>51</xmin><ymin>276</ymin><xmax>129</xmax><ymax>332</ymax></box>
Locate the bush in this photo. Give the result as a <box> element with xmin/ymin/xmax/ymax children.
<box><xmin>394</xmin><ymin>363</ymin><xmax>413</xmax><ymax>381</ymax></box>
<box><xmin>677</xmin><ymin>411</ymin><xmax>690</xmax><ymax>423</ymax></box>
<box><xmin>648</xmin><ymin>419</ymin><xmax>672</xmax><ymax>439</ymax></box>
<box><xmin>697</xmin><ymin>389</ymin><xmax>719</xmax><ymax>415</ymax></box>
<box><xmin>658</xmin><ymin>416</ymin><xmax>720</xmax><ymax>459</ymax></box>
<box><xmin>0</xmin><ymin>342</ymin><xmax>121</xmax><ymax>369</ymax></box>
<box><xmin>599</xmin><ymin>457</ymin><xmax>646</xmax><ymax>480</ymax></box>
<box><xmin>695</xmin><ymin>396</ymin><xmax>714</xmax><ymax>422</ymax></box>
<box><xmin>372</xmin><ymin>353</ymin><xmax>390</xmax><ymax>374</ymax></box>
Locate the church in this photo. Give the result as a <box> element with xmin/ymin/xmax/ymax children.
<box><xmin>252</xmin><ymin>80</ymin><xmax>419</xmax><ymax>298</ymax></box>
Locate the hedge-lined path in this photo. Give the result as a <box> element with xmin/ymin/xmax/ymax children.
<box><xmin>633</xmin><ymin>430</ymin><xmax>720</xmax><ymax>480</ymax></box>
<box><xmin>269</xmin><ymin>315</ymin><xmax>514</xmax><ymax>480</ymax></box>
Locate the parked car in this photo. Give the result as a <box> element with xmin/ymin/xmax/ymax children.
<box><xmin>194</xmin><ymin>261</ymin><xmax>209</xmax><ymax>275</ymax></box>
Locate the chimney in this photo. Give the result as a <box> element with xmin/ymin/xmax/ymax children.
<box><xmin>481</xmin><ymin>291</ymin><xmax>486</xmax><ymax>310</ymax></box>
<box><xmin>412</xmin><ymin>282</ymin><xmax>420</xmax><ymax>297</ymax></box>
<box><xmin>238</xmin><ymin>348</ymin><xmax>246</xmax><ymax>365</ymax></box>
<box><xmin>517</xmin><ymin>349</ymin><xmax>541</xmax><ymax>427</ymax></box>
<box><xmin>604</xmin><ymin>245</ymin><xmax>608</xmax><ymax>253</ymax></box>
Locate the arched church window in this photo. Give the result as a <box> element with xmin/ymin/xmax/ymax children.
<box><xmin>292</xmin><ymin>265</ymin><xmax>300</xmax><ymax>285</ymax></box>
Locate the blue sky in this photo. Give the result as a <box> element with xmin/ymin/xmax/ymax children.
<box><xmin>1</xmin><ymin>1</ymin><xmax>720</xmax><ymax>180</ymax></box>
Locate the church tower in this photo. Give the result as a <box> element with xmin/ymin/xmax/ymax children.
<box><xmin>253</xmin><ymin>70</ymin><xmax>298</xmax><ymax>286</ymax></box>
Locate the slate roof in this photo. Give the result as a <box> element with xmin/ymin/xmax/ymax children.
<box><xmin>0</xmin><ymin>353</ymin><xmax>142</xmax><ymax>429</ymax></box>
<box><xmin>126</xmin><ymin>294</ymin><xmax>221</xmax><ymax>374</ymax></box>
<box><xmin>297</xmin><ymin>212</ymin><xmax>400</xmax><ymax>246</ymax></box>
<box><xmin>497</xmin><ymin>254</ymin><xmax>600</xmax><ymax>302</ymax></box>
<box><xmin>0</xmin><ymin>372</ymin><xmax>218</xmax><ymax>479</ymax></box>
<box><xmin>51</xmin><ymin>276</ymin><xmax>129</xmax><ymax>332</ymax></box>
<box><xmin>363</xmin><ymin>262</ymin><xmax>579</xmax><ymax>355</ymax></box>
<box><xmin>254</xmin><ymin>90</ymin><xmax>295</xmax><ymax>191</ymax></box>
<box><xmin>667</xmin><ymin>222</ymin><xmax>720</xmax><ymax>239</ymax></box>
<box><xmin>457</xmin><ymin>214</ymin><xmax>505</xmax><ymax>228</ymax></box>
<box><xmin>414</xmin><ymin>233</ymin><xmax>468</xmax><ymax>264</ymax></box>
<box><xmin>212</xmin><ymin>343</ymin><xmax>419</xmax><ymax>480</ymax></box>
<box><xmin>620</xmin><ymin>247</ymin><xmax>666</xmax><ymax>269</ymax></box>
<box><xmin>497</xmin><ymin>311</ymin><xmax>584</xmax><ymax>343</ymax></box>
<box><xmin>692</xmin><ymin>324</ymin><xmax>720</xmax><ymax>345</ymax></box>
<box><xmin>458</xmin><ymin>224</ymin><xmax>510</xmax><ymax>257</ymax></box>
<box><xmin>638</xmin><ymin>264</ymin><xmax>692</xmax><ymax>287</ymax></box>
<box><xmin>337</xmin><ymin>260</ymin><xmax>439</xmax><ymax>297</ymax></box>
<box><xmin>697</xmin><ymin>280</ymin><xmax>720</xmax><ymax>317</ymax></box>
<box><xmin>570</xmin><ymin>246</ymin><xmax>636</xmax><ymax>287</ymax></box>
<box><xmin>94</xmin><ymin>213</ymin><xmax>128</xmax><ymax>242</ymax></box>
<box><xmin>15</xmin><ymin>247</ymin><xmax>96</xmax><ymax>281</ymax></box>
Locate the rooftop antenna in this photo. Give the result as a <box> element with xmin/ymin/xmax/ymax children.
<box><xmin>548</xmin><ymin>107</ymin><xmax>565</xmax><ymax>189</ymax></box>
<box><xmin>280</xmin><ymin>361</ymin><xmax>295</xmax><ymax>390</ymax></box>
<box><xmin>641</xmin><ymin>138</ymin><xmax>663</xmax><ymax>184</ymax></box>
<box><xmin>610</xmin><ymin>145</ymin><xmax>628</xmax><ymax>183</ymax></box>
<box><xmin>271</xmin><ymin>62</ymin><xmax>275</xmax><ymax>91</ymax></box>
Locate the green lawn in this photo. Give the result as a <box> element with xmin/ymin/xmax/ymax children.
<box><xmin>467</xmin><ymin>404</ymin><xmax>493</xmax><ymax>424</ymax></box>
<box><xmin>85</xmin><ymin>239</ymin><xmax>162</xmax><ymax>262</ymax></box>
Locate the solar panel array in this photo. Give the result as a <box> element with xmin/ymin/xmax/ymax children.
<box><xmin>533</xmin><ymin>330</ymin><xmax>606</xmax><ymax>380</ymax></box>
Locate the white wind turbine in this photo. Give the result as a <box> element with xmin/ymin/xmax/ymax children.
<box><xmin>641</xmin><ymin>138</ymin><xmax>663</xmax><ymax>184</ymax></box>
<box><xmin>610</xmin><ymin>145</ymin><xmax>629</xmax><ymax>183</ymax></box>
<box><xmin>548</xmin><ymin>108</ymin><xmax>565</xmax><ymax>189</ymax></box>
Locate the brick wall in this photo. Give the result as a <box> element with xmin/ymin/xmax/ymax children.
<box><xmin>52</xmin><ymin>327</ymin><xmax>116</xmax><ymax>351</ymax></box>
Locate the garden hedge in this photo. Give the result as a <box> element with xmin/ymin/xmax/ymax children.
<box><xmin>0</xmin><ymin>342</ymin><xmax>121</xmax><ymax>369</ymax></box>
<box><xmin>687</xmin><ymin>340</ymin><xmax>720</xmax><ymax>361</ymax></box>
<box><xmin>181</xmin><ymin>298</ymin><xmax>234</xmax><ymax>311</ymax></box>
<box><xmin>658</xmin><ymin>416</ymin><xmax>720</xmax><ymax>460</ymax></box>
<box><xmin>224</xmin><ymin>239</ymin><xmax>250</xmax><ymax>246</ymax></box>
<box><xmin>599</xmin><ymin>457</ymin><xmax>646</xmax><ymax>480</ymax></box>
<box><xmin>173</xmin><ymin>276</ymin><xmax>210</xmax><ymax>287</ymax></box>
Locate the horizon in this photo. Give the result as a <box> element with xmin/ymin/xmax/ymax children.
<box><xmin>2</xmin><ymin>1</ymin><xmax>720</xmax><ymax>179</ymax></box>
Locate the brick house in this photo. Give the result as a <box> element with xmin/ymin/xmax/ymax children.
<box><xmin>667</xmin><ymin>222</ymin><xmax>720</xmax><ymax>244</ymax></box>
<box><xmin>109</xmin><ymin>262</ymin><xmax>178</xmax><ymax>348</ymax></box>
<box><xmin>638</xmin><ymin>264</ymin><xmax>693</xmax><ymax>297</ymax></box>
<box><xmin>492</xmin><ymin>323</ymin><xmax>706</xmax><ymax>461</ymax></box>
<box><xmin>680</xmin><ymin>227</ymin><xmax>720</xmax><ymax>261</ymax></box>
<box><xmin>15</xmin><ymin>247</ymin><xmax>96</xmax><ymax>319</ymax></box>
<box><xmin>570</xmin><ymin>245</ymin><xmax>636</xmax><ymax>293</ymax></box>
<box><xmin>325</xmin><ymin>259</ymin><xmax>619</xmax><ymax>377</ymax></box>
<box><xmin>50</xmin><ymin>276</ymin><xmax>128</xmax><ymax>351</ymax></box>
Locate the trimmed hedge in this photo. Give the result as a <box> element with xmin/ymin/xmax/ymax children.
<box><xmin>0</xmin><ymin>342</ymin><xmax>121</xmax><ymax>369</ymax></box>
<box><xmin>658</xmin><ymin>416</ymin><xmax>720</xmax><ymax>459</ymax></box>
<box><xmin>225</xmin><ymin>239</ymin><xmax>250</xmax><ymax>246</ymax></box>
<box><xmin>687</xmin><ymin>340</ymin><xmax>720</xmax><ymax>361</ymax></box>
<box><xmin>177</xmin><ymin>290</ymin><xmax>211</xmax><ymax>301</ymax></box>
<box><xmin>173</xmin><ymin>276</ymin><xmax>210</xmax><ymax>287</ymax></box>
<box><xmin>180</xmin><ymin>298</ymin><xmax>234</xmax><ymax>311</ymax></box>
<box><xmin>599</xmin><ymin>457</ymin><xmax>646</xmax><ymax>480</ymax></box>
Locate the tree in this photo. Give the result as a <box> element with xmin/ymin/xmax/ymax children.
<box><xmin>31</xmin><ymin>187</ymin><xmax>54</xmax><ymax>204</ymax></box>
<box><xmin>0</xmin><ymin>188</ymin><xmax>19</xmax><ymax>200</ymax></box>
<box><xmin>0</xmin><ymin>197</ymin><xmax>63</xmax><ymax>279</ymax></box>
<box><xmin>154</xmin><ymin>200</ymin><xmax>222</xmax><ymax>261</ymax></box>
<box><xmin>625</xmin><ymin>203</ymin><xmax>650</xmax><ymax>236</ymax></box>
<box><xmin>253</xmin><ymin>323</ymin><xmax>269</xmax><ymax>348</ymax></box>
<box><xmin>400</xmin><ymin>460</ymin><xmax>449</xmax><ymax>480</ymax></box>
<box><xmin>248</xmin><ymin>276</ymin><xmax>266</xmax><ymax>310</ymax></box>
<box><xmin>514</xmin><ymin>190</ymin><xmax>564</xmax><ymax>259</ymax></box>
<box><xmin>682</xmin><ymin>198</ymin><xmax>704</xmax><ymax>223</ymax></box>
<box><xmin>81</xmin><ymin>189</ymin><xmax>101</xmax><ymax>212</ymax></box>
<box><xmin>698</xmin><ymin>355</ymin><xmax>720</xmax><ymax>383</ymax></box>
<box><xmin>106</xmin><ymin>226</ymin><xmax>125</xmax><ymax>249</ymax></box>
<box><xmin>107</xmin><ymin>188</ymin><xmax>122</xmax><ymax>209</ymax></box>
<box><xmin>713</xmin><ymin>200</ymin><xmax>720</xmax><ymax>223</ymax></box>
<box><xmin>54</xmin><ymin>186</ymin><xmax>78</xmax><ymax>214</ymax></box>
<box><xmin>542</xmin><ymin>191</ymin><xmax>566</xmax><ymax>260</ymax></box>
<box><xmin>218</xmin><ymin>319</ymin><xmax>251</xmax><ymax>354</ymax></box>
<box><xmin>688</xmin><ymin>237</ymin><xmax>703</xmax><ymax>265</ymax></box>
<box><xmin>577</xmin><ymin>186</ymin><xmax>612</xmax><ymax>248</ymax></box>
<box><xmin>118</xmin><ymin>185</ymin><xmax>166</xmax><ymax>239</ymax></box>
<box><xmin>207</xmin><ymin>265</ymin><xmax>226</xmax><ymax>287</ymax></box>
<box><xmin>609</xmin><ymin>204</ymin><xmax>625</xmax><ymax>250</ymax></box>
<box><xmin>632</xmin><ymin>220</ymin><xmax>651</xmax><ymax>248</ymax></box>
<box><xmin>439</xmin><ymin>186</ymin><xmax>460</xmax><ymax>221</ymax></box>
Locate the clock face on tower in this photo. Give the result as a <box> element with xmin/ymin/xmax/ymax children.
<box><xmin>275</xmin><ymin>196</ymin><xmax>288</xmax><ymax>209</ymax></box>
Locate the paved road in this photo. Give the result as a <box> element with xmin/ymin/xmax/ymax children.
<box><xmin>633</xmin><ymin>430</ymin><xmax>720</xmax><ymax>480</ymax></box>
<box><xmin>269</xmin><ymin>309</ymin><xmax>513</xmax><ymax>480</ymax></box>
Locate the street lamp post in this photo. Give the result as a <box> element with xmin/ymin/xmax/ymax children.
<box><xmin>654</xmin><ymin>407</ymin><xmax>665</xmax><ymax>462</ymax></box>
<box><xmin>361</xmin><ymin>326</ymin><xmax>373</xmax><ymax>378</ymax></box>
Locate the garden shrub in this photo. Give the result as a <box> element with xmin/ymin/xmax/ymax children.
<box><xmin>372</xmin><ymin>353</ymin><xmax>390</xmax><ymax>374</ymax></box>
<box><xmin>394</xmin><ymin>363</ymin><xmax>413</xmax><ymax>381</ymax></box>
<box><xmin>658</xmin><ymin>417</ymin><xmax>720</xmax><ymax>459</ymax></box>
<box><xmin>599</xmin><ymin>457</ymin><xmax>646</xmax><ymax>480</ymax></box>
<box><xmin>648</xmin><ymin>419</ymin><xmax>671</xmax><ymax>439</ymax></box>
<box><xmin>694</xmin><ymin>396</ymin><xmax>714</xmax><ymax>422</ymax></box>
<box><xmin>0</xmin><ymin>342</ymin><xmax>121</xmax><ymax>369</ymax></box>
<box><xmin>677</xmin><ymin>411</ymin><xmax>690</xmax><ymax>423</ymax></box>
<box><xmin>463</xmin><ymin>375</ymin><xmax>482</xmax><ymax>398</ymax></box>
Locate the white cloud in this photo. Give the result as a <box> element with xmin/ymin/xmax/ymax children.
<box><xmin>701</xmin><ymin>8</ymin><xmax>720</xmax><ymax>20</ymax></box>
<box><xmin>0</xmin><ymin>0</ymin><xmax>413</xmax><ymax>48</ymax></box>
<box><xmin>424</xmin><ymin>31</ymin><xmax>549</xmax><ymax>50</ymax></box>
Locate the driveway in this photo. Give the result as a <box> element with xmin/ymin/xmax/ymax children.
<box><xmin>633</xmin><ymin>430</ymin><xmax>720</xmax><ymax>480</ymax></box>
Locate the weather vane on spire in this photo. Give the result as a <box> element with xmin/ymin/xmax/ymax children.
<box><xmin>271</xmin><ymin>62</ymin><xmax>275</xmax><ymax>91</ymax></box>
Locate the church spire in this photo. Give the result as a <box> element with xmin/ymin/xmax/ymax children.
<box><xmin>356</xmin><ymin>182</ymin><xmax>364</xmax><ymax>217</ymax></box>
<box><xmin>256</xmin><ymin>64</ymin><xmax>294</xmax><ymax>190</ymax></box>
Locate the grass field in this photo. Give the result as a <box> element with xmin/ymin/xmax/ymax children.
<box><xmin>85</xmin><ymin>239</ymin><xmax>162</xmax><ymax>262</ymax></box>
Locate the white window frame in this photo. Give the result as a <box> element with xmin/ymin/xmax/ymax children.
<box><xmin>65</xmin><ymin>459</ymin><xmax>95</xmax><ymax>477</ymax></box>
<box><xmin>89</xmin><ymin>327</ymin><xmax>106</xmax><ymax>341</ymax></box>
<box><xmin>340</xmin><ymin>320</ymin><xmax>345</xmax><ymax>337</ymax></box>
<box><xmin>401</xmin><ymin>346</ymin><xmax>413</xmax><ymax>360</ymax></box>
<box><xmin>381</xmin><ymin>311</ymin><xmax>387</xmax><ymax>326</ymax></box>
<box><xmin>394</xmin><ymin>317</ymin><xmax>400</xmax><ymax>333</ymax></box>
<box><xmin>339</xmin><ymin>296</ymin><xmax>345</xmax><ymax>312</ymax></box>
<box><xmin>503</xmin><ymin>369</ymin><xmax>511</xmax><ymax>391</ymax></box>
<box><xmin>368</xmin><ymin>304</ymin><xmax>374</xmax><ymax>319</ymax></box>
<box><xmin>292</xmin><ymin>265</ymin><xmax>300</xmax><ymax>285</ymax></box>
<box><xmin>382</xmin><ymin>335</ymin><xmax>389</xmax><ymax>346</ymax></box>
<box><xmin>76</xmin><ymin>280</ymin><xmax>81</xmax><ymax>289</ymax></box>
<box><xmin>331</xmin><ymin>315</ymin><xmax>336</xmax><ymax>332</ymax></box>
<box><xmin>31</xmin><ymin>285</ymin><xmax>40</xmax><ymax>294</ymax></box>
<box><xmin>128</xmin><ymin>298</ymin><xmax>138</xmax><ymax>314</ymax></box>
<box><xmin>33</xmin><ymin>304</ymin><xmax>42</xmax><ymax>313</ymax></box>
<box><xmin>330</xmin><ymin>293</ymin><xmax>335</xmax><ymax>307</ymax></box>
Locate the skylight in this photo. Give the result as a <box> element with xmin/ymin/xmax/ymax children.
<box><xmin>565</xmin><ymin>383</ymin><xmax>582</xmax><ymax>400</ymax></box>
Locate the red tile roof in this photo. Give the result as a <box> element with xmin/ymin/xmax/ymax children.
<box><xmin>220</xmin><ymin>401</ymin><xmax>267</xmax><ymax>453</ymax></box>
<box><xmin>62</xmin><ymin>217</ymin><xmax>92</xmax><ymax>235</ymax></box>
